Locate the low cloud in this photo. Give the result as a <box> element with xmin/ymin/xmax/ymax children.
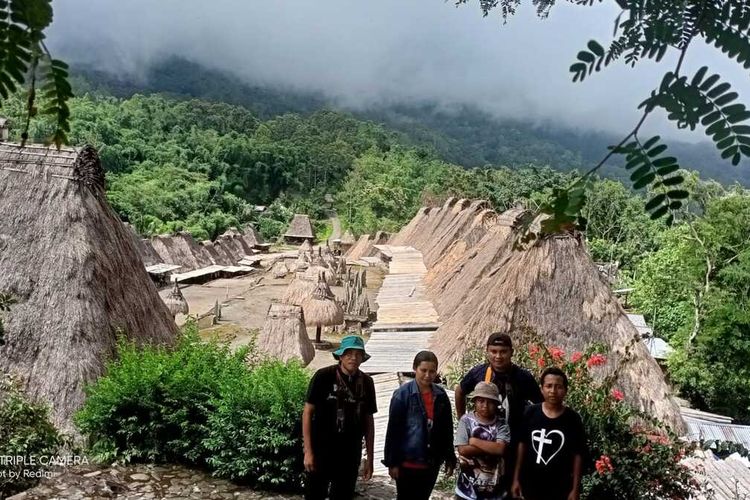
<box><xmin>48</xmin><ymin>0</ymin><xmax>750</xmax><ymax>140</ymax></box>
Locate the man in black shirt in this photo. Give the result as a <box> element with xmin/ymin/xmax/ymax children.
<box><xmin>455</xmin><ymin>332</ymin><xmax>543</xmax><ymax>492</ymax></box>
<box><xmin>302</xmin><ymin>335</ymin><xmax>377</xmax><ymax>500</ymax></box>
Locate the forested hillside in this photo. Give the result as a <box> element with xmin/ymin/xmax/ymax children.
<box><xmin>5</xmin><ymin>63</ymin><xmax>750</xmax><ymax>422</ymax></box>
<box><xmin>73</xmin><ymin>57</ymin><xmax>750</xmax><ymax>186</ymax></box>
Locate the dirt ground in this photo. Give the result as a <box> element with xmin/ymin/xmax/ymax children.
<box><xmin>158</xmin><ymin>262</ymin><xmax>385</xmax><ymax>371</ymax></box>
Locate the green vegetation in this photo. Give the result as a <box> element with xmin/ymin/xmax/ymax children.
<box><xmin>5</xmin><ymin>65</ymin><xmax>749</xmax><ymax>422</ymax></box>
<box><xmin>75</xmin><ymin>324</ymin><xmax>309</xmax><ymax>492</ymax></box>
<box><xmin>460</xmin><ymin>0</ymin><xmax>750</xmax><ymax>232</ymax></box>
<box><xmin>448</xmin><ymin>343</ymin><xmax>694</xmax><ymax>500</ymax></box>
<box><xmin>0</xmin><ymin>374</ymin><xmax>65</xmax><ymax>498</ymax></box>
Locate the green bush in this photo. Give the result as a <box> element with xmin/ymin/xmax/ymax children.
<box><xmin>0</xmin><ymin>374</ymin><xmax>64</xmax><ymax>498</ymax></box>
<box><xmin>204</xmin><ymin>360</ymin><xmax>309</xmax><ymax>490</ymax></box>
<box><xmin>75</xmin><ymin>324</ymin><xmax>310</xmax><ymax>492</ymax></box>
<box><xmin>449</xmin><ymin>340</ymin><xmax>695</xmax><ymax>499</ymax></box>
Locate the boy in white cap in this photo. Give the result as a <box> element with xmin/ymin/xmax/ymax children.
<box><xmin>454</xmin><ymin>381</ymin><xmax>511</xmax><ymax>500</ymax></box>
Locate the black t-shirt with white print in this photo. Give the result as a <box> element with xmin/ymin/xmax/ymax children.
<box><xmin>518</xmin><ymin>404</ymin><xmax>587</xmax><ymax>500</ymax></box>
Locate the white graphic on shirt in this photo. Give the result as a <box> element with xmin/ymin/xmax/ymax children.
<box><xmin>531</xmin><ymin>428</ymin><xmax>565</xmax><ymax>465</ymax></box>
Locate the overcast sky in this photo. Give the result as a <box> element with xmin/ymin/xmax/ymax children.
<box><xmin>48</xmin><ymin>0</ymin><xmax>750</xmax><ymax>139</ymax></box>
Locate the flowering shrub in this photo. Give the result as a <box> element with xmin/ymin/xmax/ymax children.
<box><xmin>513</xmin><ymin>342</ymin><xmax>695</xmax><ymax>499</ymax></box>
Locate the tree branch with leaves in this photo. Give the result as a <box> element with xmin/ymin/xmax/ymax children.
<box><xmin>458</xmin><ymin>0</ymin><xmax>750</xmax><ymax>232</ymax></box>
<box><xmin>0</xmin><ymin>0</ymin><xmax>71</xmax><ymax>148</ymax></box>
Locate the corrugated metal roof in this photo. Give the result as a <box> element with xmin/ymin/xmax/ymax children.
<box><xmin>626</xmin><ymin>313</ymin><xmax>653</xmax><ymax>336</ymax></box>
<box><xmin>643</xmin><ymin>336</ymin><xmax>674</xmax><ymax>360</ymax></box>
<box><xmin>683</xmin><ymin>416</ymin><xmax>750</xmax><ymax>450</ymax></box>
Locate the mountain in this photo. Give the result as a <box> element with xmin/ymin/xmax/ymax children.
<box><xmin>71</xmin><ymin>56</ymin><xmax>750</xmax><ymax>187</ymax></box>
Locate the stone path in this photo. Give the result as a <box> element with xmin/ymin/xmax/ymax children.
<box><xmin>8</xmin><ymin>463</ymin><xmax>454</xmax><ymax>499</ymax></box>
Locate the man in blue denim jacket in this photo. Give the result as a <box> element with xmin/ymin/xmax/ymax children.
<box><xmin>383</xmin><ymin>351</ymin><xmax>456</xmax><ymax>500</ymax></box>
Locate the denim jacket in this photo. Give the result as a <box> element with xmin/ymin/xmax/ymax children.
<box><xmin>382</xmin><ymin>380</ymin><xmax>456</xmax><ymax>469</ymax></box>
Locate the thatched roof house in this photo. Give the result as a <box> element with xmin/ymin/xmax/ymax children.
<box><xmin>341</xmin><ymin>229</ymin><xmax>356</xmax><ymax>250</ymax></box>
<box><xmin>0</xmin><ymin>143</ymin><xmax>178</xmax><ymax>431</ymax></box>
<box><xmin>284</xmin><ymin>214</ymin><xmax>314</xmax><ymax>243</ymax></box>
<box><xmin>391</xmin><ymin>201</ymin><xmax>685</xmax><ymax>431</ymax></box>
<box><xmin>257</xmin><ymin>303</ymin><xmax>315</xmax><ymax>366</ymax></box>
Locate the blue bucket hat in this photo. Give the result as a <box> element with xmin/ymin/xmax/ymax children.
<box><xmin>333</xmin><ymin>335</ymin><xmax>371</xmax><ymax>362</ymax></box>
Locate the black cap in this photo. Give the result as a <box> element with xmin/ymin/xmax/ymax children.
<box><xmin>486</xmin><ymin>332</ymin><xmax>513</xmax><ymax>348</ymax></box>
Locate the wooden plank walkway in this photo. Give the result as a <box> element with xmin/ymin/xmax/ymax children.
<box><xmin>371</xmin><ymin>373</ymin><xmax>400</xmax><ymax>477</ymax></box>
<box><xmin>370</xmin><ymin>246</ymin><xmax>439</xmax><ymax>327</ymax></box>
<box><xmin>361</xmin><ymin>246</ymin><xmax>443</xmax><ymax>477</ymax></box>
<box><xmin>362</xmin><ymin>331</ymin><xmax>435</xmax><ymax>373</ymax></box>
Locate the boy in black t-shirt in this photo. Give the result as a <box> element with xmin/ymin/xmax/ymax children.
<box><xmin>512</xmin><ymin>367</ymin><xmax>587</xmax><ymax>500</ymax></box>
<box><xmin>302</xmin><ymin>336</ymin><xmax>377</xmax><ymax>500</ymax></box>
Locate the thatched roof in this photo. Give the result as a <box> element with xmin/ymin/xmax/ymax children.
<box><xmin>345</xmin><ymin>234</ymin><xmax>371</xmax><ymax>260</ymax></box>
<box><xmin>304</xmin><ymin>265</ymin><xmax>335</xmax><ymax>285</ymax></box>
<box><xmin>150</xmin><ymin>232</ymin><xmax>213</xmax><ymax>271</ymax></box>
<box><xmin>241</xmin><ymin>224</ymin><xmax>264</xmax><ymax>248</ymax></box>
<box><xmin>341</xmin><ymin>229</ymin><xmax>356</xmax><ymax>246</ymax></box>
<box><xmin>257</xmin><ymin>303</ymin><xmax>315</xmax><ymax>366</ymax></box>
<box><xmin>303</xmin><ymin>274</ymin><xmax>343</xmax><ymax>327</ymax></box>
<box><xmin>220</xmin><ymin>228</ymin><xmax>253</xmax><ymax>255</ymax></box>
<box><xmin>164</xmin><ymin>281</ymin><xmax>189</xmax><ymax>317</ymax></box>
<box><xmin>284</xmin><ymin>214</ymin><xmax>314</xmax><ymax>239</ymax></box>
<box><xmin>270</xmin><ymin>261</ymin><xmax>288</xmax><ymax>279</ymax></box>
<box><xmin>345</xmin><ymin>231</ymin><xmax>391</xmax><ymax>261</ymax></box>
<box><xmin>282</xmin><ymin>276</ymin><xmax>317</xmax><ymax>306</ymax></box>
<box><xmin>299</xmin><ymin>240</ymin><xmax>313</xmax><ymax>254</ymax></box>
<box><xmin>0</xmin><ymin>143</ymin><xmax>178</xmax><ymax>431</ymax></box>
<box><xmin>391</xmin><ymin>201</ymin><xmax>685</xmax><ymax>431</ymax></box>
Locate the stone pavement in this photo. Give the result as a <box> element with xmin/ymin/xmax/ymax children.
<box><xmin>8</xmin><ymin>463</ymin><xmax>455</xmax><ymax>500</ymax></box>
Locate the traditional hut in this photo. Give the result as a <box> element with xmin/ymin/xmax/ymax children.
<box><xmin>0</xmin><ymin>143</ymin><xmax>178</xmax><ymax>431</ymax></box>
<box><xmin>271</xmin><ymin>260</ymin><xmax>288</xmax><ymax>279</ymax></box>
<box><xmin>303</xmin><ymin>272</ymin><xmax>344</xmax><ymax>345</ymax></box>
<box><xmin>282</xmin><ymin>276</ymin><xmax>317</xmax><ymax>306</ymax></box>
<box><xmin>304</xmin><ymin>265</ymin><xmax>335</xmax><ymax>286</ymax></box>
<box><xmin>237</xmin><ymin>223</ymin><xmax>271</xmax><ymax>252</ymax></box>
<box><xmin>390</xmin><ymin>202</ymin><xmax>685</xmax><ymax>431</ymax></box>
<box><xmin>256</xmin><ymin>303</ymin><xmax>315</xmax><ymax>366</ymax></box>
<box><xmin>284</xmin><ymin>214</ymin><xmax>315</xmax><ymax>243</ymax></box>
<box><xmin>340</xmin><ymin>229</ymin><xmax>356</xmax><ymax>253</ymax></box>
<box><xmin>164</xmin><ymin>281</ymin><xmax>189</xmax><ymax>318</ymax></box>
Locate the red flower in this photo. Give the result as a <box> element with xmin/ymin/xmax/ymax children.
<box><xmin>529</xmin><ymin>344</ymin><xmax>540</xmax><ymax>357</ymax></box>
<box><xmin>550</xmin><ymin>346</ymin><xmax>565</xmax><ymax>361</ymax></box>
<box><xmin>611</xmin><ymin>389</ymin><xmax>624</xmax><ymax>401</ymax></box>
<box><xmin>586</xmin><ymin>353</ymin><xmax>607</xmax><ymax>368</ymax></box>
<box><xmin>571</xmin><ymin>351</ymin><xmax>583</xmax><ymax>363</ymax></box>
<box><xmin>595</xmin><ymin>455</ymin><xmax>614</xmax><ymax>475</ymax></box>
<box><xmin>536</xmin><ymin>357</ymin><xmax>546</xmax><ymax>368</ymax></box>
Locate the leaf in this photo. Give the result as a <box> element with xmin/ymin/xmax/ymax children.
<box><xmin>707</xmin><ymin>82</ymin><xmax>731</xmax><ymax>98</ymax></box>
<box><xmin>661</xmin><ymin>175</ymin><xmax>684</xmax><ymax>186</ymax></box>
<box><xmin>667</xmin><ymin>190</ymin><xmax>689</xmax><ymax>200</ymax></box>
<box><xmin>650</xmin><ymin>205</ymin><xmax>670</xmax><ymax>220</ymax></box>
<box><xmin>645</xmin><ymin>194</ymin><xmax>666</xmax><ymax>211</ymax></box>
<box><xmin>652</xmin><ymin>156</ymin><xmax>677</xmax><ymax>167</ymax></box>
<box><xmin>587</xmin><ymin>40</ymin><xmax>605</xmax><ymax>57</ymax></box>
<box><xmin>633</xmin><ymin>172</ymin><xmax>656</xmax><ymax>190</ymax></box>
<box><xmin>647</xmin><ymin>144</ymin><xmax>668</xmax><ymax>157</ymax></box>
<box><xmin>656</xmin><ymin>164</ymin><xmax>680</xmax><ymax>176</ymax></box>
<box><xmin>577</xmin><ymin>51</ymin><xmax>596</xmax><ymax>63</ymax></box>
<box><xmin>642</xmin><ymin>136</ymin><xmax>661</xmax><ymax>149</ymax></box>
<box><xmin>691</xmin><ymin>66</ymin><xmax>708</xmax><ymax>87</ymax></box>
<box><xmin>630</xmin><ymin>164</ymin><xmax>652</xmax><ymax>181</ymax></box>
<box><xmin>699</xmin><ymin>74</ymin><xmax>720</xmax><ymax>91</ymax></box>
<box><xmin>714</xmin><ymin>92</ymin><xmax>739</xmax><ymax>107</ymax></box>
